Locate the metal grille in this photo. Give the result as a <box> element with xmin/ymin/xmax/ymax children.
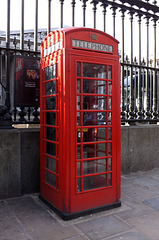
<box><xmin>1</xmin><ymin>0</ymin><xmax>159</xmax><ymax>124</ymax></box>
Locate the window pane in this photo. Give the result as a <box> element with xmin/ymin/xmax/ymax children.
<box><xmin>77</xmin><ymin>79</ymin><xmax>81</xmax><ymax>93</ymax></box>
<box><xmin>77</xmin><ymin>62</ymin><xmax>81</xmax><ymax>77</ymax></box>
<box><xmin>108</xmin><ymin>173</ymin><xmax>112</xmax><ymax>186</ymax></box>
<box><xmin>83</xmin><ymin>96</ymin><xmax>106</xmax><ymax>110</ymax></box>
<box><xmin>83</xmin><ymin>80</ymin><xmax>106</xmax><ymax>94</ymax></box>
<box><xmin>77</xmin><ymin>96</ymin><xmax>81</xmax><ymax>110</ymax></box>
<box><xmin>46</xmin><ymin>127</ymin><xmax>56</xmax><ymax>141</ymax></box>
<box><xmin>45</xmin><ymin>142</ymin><xmax>56</xmax><ymax>157</ymax></box>
<box><xmin>108</xmin><ymin>158</ymin><xmax>112</xmax><ymax>171</ymax></box>
<box><xmin>83</xmin><ymin>112</ymin><xmax>106</xmax><ymax>126</ymax></box>
<box><xmin>77</xmin><ymin>112</ymin><xmax>81</xmax><ymax>126</ymax></box>
<box><xmin>108</xmin><ymin>128</ymin><xmax>112</xmax><ymax>140</ymax></box>
<box><xmin>108</xmin><ymin>142</ymin><xmax>112</xmax><ymax>156</ymax></box>
<box><xmin>77</xmin><ymin>145</ymin><xmax>81</xmax><ymax>159</ymax></box>
<box><xmin>83</xmin><ymin>174</ymin><xmax>107</xmax><ymax>191</ymax></box>
<box><xmin>83</xmin><ymin>63</ymin><xmax>106</xmax><ymax>79</ymax></box>
<box><xmin>45</xmin><ymin>156</ymin><xmax>56</xmax><ymax>173</ymax></box>
<box><xmin>83</xmin><ymin>143</ymin><xmax>107</xmax><ymax>158</ymax></box>
<box><xmin>45</xmin><ymin>171</ymin><xmax>56</xmax><ymax>187</ymax></box>
<box><xmin>77</xmin><ymin>162</ymin><xmax>81</xmax><ymax>176</ymax></box>
<box><xmin>108</xmin><ymin>97</ymin><xmax>112</xmax><ymax>110</ymax></box>
<box><xmin>83</xmin><ymin>159</ymin><xmax>107</xmax><ymax>175</ymax></box>
<box><xmin>83</xmin><ymin>128</ymin><xmax>106</xmax><ymax>142</ymax></box>
<box><xmin>45</xmin><ymin>81</ymin><xmax>55</xmax><ymax>95</ymax></box>
<box><xmin>45</xmin><ymin>67</ymin><xmax>49</xmax><ymax>81</ymax></box>
<box><xmin>108</xmin><ymin>66</ymin><xmax>112</xmax><ymax>79</ymax></box>
<box><xmin>77</xmin><ymin>178</ymin><xmax>81</xmax><ymax>192</ymax></box>
<box><xmin>46</xmin><ymin>112</ymin><xmax>56</xmax><ymax>126</ymax></box>
<box><xmin>46</xmin><ymin>97</ymin><xmax>56</xmax><ymax>110</ymax></box>
<box><xmin>108</xmin><ymin>81</ymin><xmax>112</xmax><ymax>95</ymax></box>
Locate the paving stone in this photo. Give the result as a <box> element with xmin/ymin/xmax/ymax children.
<box><xmin>142</xmin><ymin>196</ymin><xmax>159</xmax><ymax>211</ymax></box>
<box><xmin>6</xmin><ymin>196</ymin><xmax>42</xmax><ymax>214</ymax></box>
<box><xmin>65</xmin><ymin>235</ymin><xmax>89</xmax><ymax>240</ymax></box>
<box><xmin>122</xmin><ymin>184</ymin><xmax>157</xmax><ymax>202</ymax></box>
<box><xmin>0</xmin><ymin>200</ymin><xmax>12</xmax><ymax>217</ymax></box>
<box><xmin>127</xmin><ymin>211</ymin><xmax>159</xmax><ymax>240</ymax></box>
<box><xmin>0</xmin><ymin>215</ymin><xmax>32</xmax><ymax>240</ymax></box>
<box><xmin>115</xmin><ymin>196</ymin><xmax>154</xmax><ymax>221</ymax></box>
<box><xmin>16</xmin><ymin>210</ymin><xmax>78</xmax><ymax>240</ymax></box>
<box><xmin>76</xmin><ymin>215</ymin><xmax>131</xmax><ymax>240</ymax></box>
<box><xmin>103</xmin><ymin>231</ymin><xmax>151</xmax><ymax>240</ymax></box>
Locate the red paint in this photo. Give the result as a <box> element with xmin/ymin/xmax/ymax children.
<box><xmin>40</xmin><ymin>27</ymin><xmax>121</xmax><ymax>216</ymax></box>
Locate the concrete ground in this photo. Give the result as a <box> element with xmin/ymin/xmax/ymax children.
<box><xmin>1</xmin><ymin>169</ymin><xmax>159</xmax><ymax>240</ymax></box>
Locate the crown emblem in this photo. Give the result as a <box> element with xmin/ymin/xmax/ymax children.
<box><xmin>90</xmin><ymin>33</ymin><xmax>97</xmax><ymax>40</ymax></box>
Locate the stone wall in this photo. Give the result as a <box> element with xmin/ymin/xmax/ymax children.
<box><xmin>0</xmin><ymin>125</ymin><xmax>159</xmax><ymax>199</ymax></box>
<box><xmin>0</xmin><ymin>128</ymin><xmax>40</xmax><ymax>199</ymax></box>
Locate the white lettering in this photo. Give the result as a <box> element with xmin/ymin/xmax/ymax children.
<box><xmin>72</xmin><ymin>39</ymin><xmax>113</xmax><ymax>53</ymax></box>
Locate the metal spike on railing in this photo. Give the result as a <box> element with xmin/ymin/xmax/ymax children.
<box><xmin>134</xmin><ymin>56</ymin><xmax>137</xmax><ymax>64</ymax></box>
<box><xmin>13</xmin><ymin>37</ymin><xmax>17</xmax><ymax>49</ymax></box>
<box><xmin>27</xmin><ymin>39</ymin><xmax>31</xmax><ymax>50</ymax></box>
<box><xmin>142</xmin><ymin>58</ymin><xmax>146</xmax><ymax>65</ymax></box>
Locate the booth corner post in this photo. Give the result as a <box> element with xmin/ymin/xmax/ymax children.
<box><xmin>40</xmin><ymin>27</ymin><xmax>121</xmax><ymax>219</ymax></box>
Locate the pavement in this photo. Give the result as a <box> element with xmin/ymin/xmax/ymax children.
<box><xmin>1</xmin><ymin>168</ymin><xmax>159</xmax><ymax>240</ymax></box>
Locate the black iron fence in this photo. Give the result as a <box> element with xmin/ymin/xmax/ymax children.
<box><xmin>1</xmin><ymin>0</ymin><xmax>159</xmax><ymax>125</ymax></box>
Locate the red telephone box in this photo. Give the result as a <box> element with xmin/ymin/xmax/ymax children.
<box><xmin>40</xmin><ymin>27</ymin><xmax>121</xmax><ymax>220</ymax></box>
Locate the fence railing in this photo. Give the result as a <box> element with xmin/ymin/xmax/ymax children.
<box><xmin>1</xmin><ymin>0</ymin><xmax>159</xmax><ymax>125</ymax></box>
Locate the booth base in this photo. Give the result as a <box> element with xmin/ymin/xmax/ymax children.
<box><xmin>39</xmin><ymin>195</ymin><xmax>121</xmax><ymax>221</ymax></box>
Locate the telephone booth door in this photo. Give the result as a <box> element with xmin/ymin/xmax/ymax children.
<box><xmin>69</xmin><ymin>55</ymin><xmax>121</xmax><ymax>213</ymax></box>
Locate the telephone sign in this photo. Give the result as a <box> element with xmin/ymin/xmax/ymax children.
<box><xmin>40</xmin><ymin>27</ymin><xmax>121</xmax><ymax>220</ymax></box>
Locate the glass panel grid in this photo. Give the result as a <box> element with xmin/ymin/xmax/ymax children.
<box><xmin>76</xmin><ymin>61</ymin><xmax>113</xmax><ymax>193</ymax></box>
<box><xmin>42</xmin><ymin>63</ymin><xmax>59</xmax><ymax>191</ymax></box>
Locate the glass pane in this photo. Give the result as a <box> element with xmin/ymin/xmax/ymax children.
<box><xmin>108</xmin><ymin>66</ymin><xmax>112</xmax><ymax>79</ymax></box>
<box><xmin>108</xmin><ymin>142</ymin><xmax>112</xmax><ymax>156</ymax></box>
<box><xmin>77</xmin><ymin>178</ymin><xmax>81</xmax><ymax>192</ymax></box>
<box><xmin>83</xmin><ymin>112</ymin><xmax>106</xmax><ymax>126</ymax></box>
<box><xmin>46</xmin><ymin>127</ymin><xmax>56</xmax><ymax>141</ymax></box>
<box><xmin>77</xmin><ymin>96</ymin><xmax>81</xmax><ymax>110</ymax></box>
<box><xmin>83</xmin><ymin>174</ymin><xmax>107</xmax><ymax>191</ymax></box>
<box><xmin>108</xmin><ymin>81</ymin><xmax>112</xmax><ymax>95</ymax></box>
<box><xmin>77</xmin><ymin>79</ymin><xmax>81</xmax><ymax>93</ymax></box>
<box><xmin>83</xmin><ymin>159</ymin><xmax>107</xmax><ymax>175</ymax></box>
<box><xmin>77</xmin><ymin>162</ymin><xmax>81</xmax><ymax>176</ymax></box>
<box><xmin>83</xmin><ymin>143</ymin><xmax>107</xmax><ymax>158</ymax></box>
<box><xmin>108</xmin><ymin>97</ymin><xmax>112</xmax><ymax>110</ymax></box>
<box><xmin>108</xmin><ymin>128</ymin><xmax>112</xmax><ymax>140</ymax></box>
<box><xmin>46</xmin><ymin>112</ymin><xmax>56</xmax><ymax>126</ymax></box>
<box><xmin>108</xmin><ymin>112</ymin><xmax>112</xmax><ymax>125</ymax></box>
<box><xmin>45</xmin><ymin>156</ymin><xmax>56</xmax><ymax>173</ymax></box>
<box><xmin>83</xmin><ymin>80</ymin><xmax>106</xmax><ymax>94</ymax></box>
<box><xmin>45</xmin><ymin>171</ymin><xmax>56</xmax><ymax>187</ymax></box>
<box><xmin>46</xmin><ymin>97</ymin><xmax>56</xmax><ymax>110</ymax></box>
<box><xmin>77</xmin><ymin>112</ymin><xmax>81</xmax><ymax>126</ymax></box>
<box><xmin>45</xmin><ymin>81</ymin><xmax>55</xmax><ymax>95</ymax></box>
<box><xmin>56</xmin><ymin>80</ymin><xmax>58</xmax><ymax>93</ymax></box>
<box><xmin>83</xmin><ymin>96</ymin><xmax>106</xmax><ymax>110</ymax></box>
<box><xmin>45</xmin><ymin>67</ymin><xmax>49</xmax><ymax>81</ymax></box>
<box><xmin>77</xmin><ymin>62</ymin><xmax>81</xmax><ymax>77</ymax></box>
<box><xmin>108</xmin><ymin>173</ymin><xmax>112</xmax><ymax>186</ymax></box>
<box><xmin>48</xmin><ymin>66</ymin><xmax>52</xmax><ymax>80</ymax></box>
<box><xmin>108</xmin><ymin>158</ymin><xmax>112</xmax><ymax>171</ymax></box>
<box><xmin>45</xmin><ymin>142</ymin><xmax>56</xmax><ymax>157</ymax></box>
<box><xmin>77</xmin><ymin>129</ymin><xmax>81</xmax><ymax>142</ymax></box>
<box><xmin>77</xmin><ymin>145</ymin><xmax>81</xmax><ymax>159</ymax></box>
<box><xmin>83</xmin><ymin>128</ymin><xmax>106</xmax><ymax>142</ymax></box>
<box><xmin>83</xmin><ymin>63</ymin><xmax>106</xmax><ymax>79</ymax></box>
